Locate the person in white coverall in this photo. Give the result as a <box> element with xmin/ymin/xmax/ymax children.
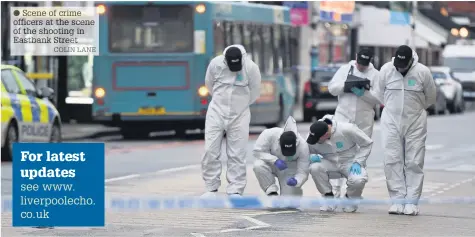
<box><xmin>373</xmin><ymin>45</ymin><xmax>436</xmax><ymax>216</ymax></box>
<box><xmin>253</xmin><ymin>116</ymin><xmax>310</xmax><ymax>197</ymax></box>
<box><xmin>328</xmin><ymin>48</ymin><xmax>380</xmax><ymax>198</ymax></box>
<box><xmin>306</xmin><ymin>115</ymin><xmax>373</xmax><ymax>212</ymax></box>
<box><xmin>201</xmin><ymin>44</ymin><xmax>261</xmax><ymax>197</ymax></box>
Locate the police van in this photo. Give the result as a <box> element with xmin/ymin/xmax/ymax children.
<box><xmin>1</xmin><ymin>65</ymin><xmax>62</xmax><ymax>161</ymax></box>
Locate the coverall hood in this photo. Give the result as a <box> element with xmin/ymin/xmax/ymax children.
<box><xmin>280</xmin><ymin>116</ymin><xmax>300</xmax><ymax>146</ymax></box>
<box><xmin>350</xmin><ymin>60</ymin><xmax>375</xmax><ymax>71</ymax></box>
<box><xmin>223</xmin><ymin>44</ymin><xmax>247</xmax><ymax>55</ymax></box>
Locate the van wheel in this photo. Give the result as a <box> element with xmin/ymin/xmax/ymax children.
<box><xmin>50</xmin><ymin>121</ymin><xmax>62</xmax><ymax>143</ymax></box>
<box><xmin>2</xmin><ymin>122</ymin><xmax>18</xmax><ymax>162</ymax></box>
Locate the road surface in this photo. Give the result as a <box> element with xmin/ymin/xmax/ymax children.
<box><xmin>2</xmin><ymin>111</ymin><xmax>475</xmax><ymax>236</ymax></box>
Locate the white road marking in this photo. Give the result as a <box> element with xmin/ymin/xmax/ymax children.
<box><xmin>247</xmin><ymin>210</ymin><xmax>298</xmax><ymax>216</ymax></box>
<box><xmin>190</xmin><ymin>233</ymin><xmax>207</xmax><ymax>237</ymax></box>
<box><xmin>105</xmin><ymin>165</ymin><xmax>201</xmax><ymax>183</ymax></box>
<box><xmin>105</xmin><ymin>174</ymin><xmax>140</xmax><ymax>183</ymax></box>
<box><xmin>428</xmin><ymin>176</ymin><xmax>475</xmax><ymax>197</ymax></box>
<box><xmin>426</xmin><ymin>144</ymin><xmax>444</xmax><ymax>151</ymax></box>
<box><xmin>155</xmin><ymin>165</ymin><xmax>201</xmax><ymax>174</ymax></box>
<box><xmin>192</xmin><ymin>214</ymin><xmax>273</xmax><ymax>236</ymax></box>
<box><xmin>240</xmin><ymin>216</ymin><xmax>271</xmax><ymax>227</ymax></box>
<box><xmin>371</xmin><ymin>176</ymin><xmax>387</xmax><ymax>182</ymax></box>
<box><xmin>445</xmin><ymin>164</ymin><xmax>475</xmax><ymax>172</ymax></box>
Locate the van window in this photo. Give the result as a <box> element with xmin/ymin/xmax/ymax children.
<box><xmin>443</xmin><ymin>57</ymin><xmax>475</xmax><ymax>72</ymax></box>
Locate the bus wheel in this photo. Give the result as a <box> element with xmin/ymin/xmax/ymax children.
<box><xmin>175</xmin><ymin>128</ymin><xmax>187</xmax><ymax>138</ymax></box>
<box><xmin>120</xmin><ymin>128</ymin><xmax>149</xmax><ymax>140</ymax></box>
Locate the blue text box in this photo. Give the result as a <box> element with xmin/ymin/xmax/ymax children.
<box><xmin>12</xmin><ymin>143</ymin><xmax>105</xmax><ymax>227</ymax></box>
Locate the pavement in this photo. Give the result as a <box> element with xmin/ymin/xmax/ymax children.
<box><xmin>2</xmin><ymin>110</ymin><xmax>475</xmax><ymax>236</ymax></box>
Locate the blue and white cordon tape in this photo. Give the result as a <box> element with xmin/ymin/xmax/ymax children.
<box><xmin>104</xmin><ymin>196</ymin><xmax>475</xmax><ymax>211</ymax></box>
<box><xmin>3</xmin><ymin>196</ymin><xmax>475</xmax><ymax>212</ymax></box>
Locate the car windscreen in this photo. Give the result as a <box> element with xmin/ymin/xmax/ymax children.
<box><xmin>313</xmin><ymin>70</ymin><xmax>337</xmax><ymax>82</ymax></box>
<box><xmin>431</xmin><ymin>71</ymin><xmax>447</xmax><ymax>80</ymax></box>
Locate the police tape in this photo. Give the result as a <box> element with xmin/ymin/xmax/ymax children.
<box><xmin>3</xmin><ymin>196</ymin><xmax>475</xmax><ymax>212</ymax></box>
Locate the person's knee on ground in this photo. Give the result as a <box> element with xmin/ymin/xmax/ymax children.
<box><xmin>253</xmin><ymin>159</ymin><xmax>279</xmax><ymax>195</ymax></box>
<box><xmin>346</xmin><ymin>174</ymin><xmax>367</xmax><ymax>198</ymax></box>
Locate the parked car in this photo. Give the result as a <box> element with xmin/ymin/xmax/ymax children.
<box><xmin>427</xmin><ymin>81</ymin><xmax>448</xmax><ymax>116</ymax></box>
<box><xmin>429</xmin><ymin>66</ymin><xmax>465</xmax><ymax>114</ymax></box>
<box><xmin>1</xmin><ymin>65</ymin><xmax>62</xmax><ymax>161</ymax></box>
<box><xmin>302</xmin><ymin>65</ymin><xmax>381</xmax><ymax>122</ymax></box>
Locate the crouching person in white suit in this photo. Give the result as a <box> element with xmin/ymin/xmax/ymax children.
<box><xmin>306</xmin><ymin>116</ymin><xmax>373</xmax><ymax>212</ymax></box>
<box><xmin>253</xmin><ymin>117</ymin><xmax>310</xmax><ymax>197</ymax></box>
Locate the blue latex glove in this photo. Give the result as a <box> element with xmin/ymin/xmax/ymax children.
<box><xmin>274</xmin><ymin>159</ymin><xmax>288</xmax><ymax>171</ymax></box>
<box><xmin>286</xmin><ymin>177</ymin><xmax>298</xmax><ymax>186</ymax></box>
<box><xmin>350</xmin><ymin>87</ymin><xmax>365</xmax><ymax>97</ymax></box>
<box><xmin>309</xmin><ymin>154</ymin><xmax>322</xmax><ymax>163</ymax></box>
<box><xmin>349</xmin><ymin>162</ymin><xmax>361</xmax><ymax>175</ymax></box>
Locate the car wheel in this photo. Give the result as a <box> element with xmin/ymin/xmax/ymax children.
<box><xmin>50</xmin><ymin>121</ymin><xmax>62</xmax><ymax>143</ymax></box>
<box><xmin>373</xmin><ymin>105</ymin><xmax>381</xmax><ymax>121</ymax></box>
<box><xmin>457</xmin><ymin>95</ymin><xmax>465</xmax><ymax>113</ymax></box>
<box><xmin>303</xmin><ymin>110</ymin><xmax>313</xmax><ymax>122</ymax></box>
<box><xmin>447</xmin><ymin>100</ymin><xmax>457</xmax><ymax>114</ymax></box>
<box><xmin>2</xmin><ymin>122</ymin><xmax>18</xmax><ymax>162</ymax></box>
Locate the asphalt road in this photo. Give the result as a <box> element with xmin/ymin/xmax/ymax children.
<box><xmin>2</xmin><ymin>110</ymin><xmax>475</xmax><ymax>236</ymax></box>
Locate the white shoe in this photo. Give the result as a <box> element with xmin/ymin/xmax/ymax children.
<box><xmin>403</xmin><ymin>204</ymin><xmax>419</xmax><ymax>216</ymax></box>
<box><xmin>200</xmin><ymin>191</ymin><xmax>217</xmax><ymax>198</ymax></box>
<box><xmin>388</xmin><ymin>204</ymin><xmax>404</xmax><ymax>215</ymax></box>
<box><xmin>320</xmin><ymin>204</ymin><xmax>337</xmax><ymax>212</ymax></box>
<box><xmin>342</xmin><ymin>205</ymin><xmax>358</xmax><ymax>213</ymax></box>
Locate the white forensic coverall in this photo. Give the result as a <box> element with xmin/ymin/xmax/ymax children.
<box><xmin>308</xmin><ymin>117</ymin><xmax>373</xmax><ymax>202</ymax></box>
<box><xmin>373</xmin><ymin>50</ymin><xmax>436</xmax><ymax>211</ymax></box>
<box><xmin>201</xmin><ymin>44</ymin><xmax>262</xmax><ymax>195</ymax></box>
<box><xmin>253</xmin><ymin>117</ymin><xmax>310</xmax><ymax>196</ymax></box>
<box><xmin>328</xmin><ymin>60</ymin><xmax>380</xmax><ymax>197</ymax></box>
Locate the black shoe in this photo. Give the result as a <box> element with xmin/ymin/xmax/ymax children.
<box><xmin>267</xmin><ymin>192</ymin><xmax>279</xmax><ymax>196</ymax></box>
<box><xmin>210</xmin><ymin>189</ymin><xmax>218</xmax><ymax>192</ymax></box>
<box><xmin>324</xmin><ymin>192</ymin><xmax>334</xmax><ymax>197</ymax></box>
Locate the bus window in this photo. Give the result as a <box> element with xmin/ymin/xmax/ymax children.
<box><xmin>109</xmin><ymin>5</ymin><xmax>194</xmax><ymax>53</ymax></box>
<box><xmin>251</xmin><ymin>25</ymin><xmax>263</xmax><ymax>71</ymax></box>
<box><xmin>281</xmin><ymin>25</ymin><xmax>291</xmax><ymax>72</ymax></box>
<box><xmin>262</xmin><ymin>25</ymin><xmax>273</xmax><ymax>75</ymax></box>
<box><xmin>289</xmin><ymin>27</ymin><xmax>298</xmax><ymax>68</ymax></box>
<box><xmin>272</xmin><ymin>26</ymin><xmax>282</xmax><ymax>73</ymax></box>
<box><xmin>240</xmin><ymin>24</ymin><xmax>249</xmax><ymax>52</ymax></box>
<box><xmin>224</xmin><ymin>21</ymin><xmax>232</xmax><ymax>46</ymax></box>
<box><xmin>232</xmin><ymin>23</ymin><xmax>242</xmax><ymax>45</ymax></box>
<box><xmin>245</xmin><ymin>25</ymin><xmax>254</xmax><ymax>61</ymax></box>
<box><xmin>214</xmin><ymin>21</ymin><xmax>225</xmax><ymax>56</ymax></box>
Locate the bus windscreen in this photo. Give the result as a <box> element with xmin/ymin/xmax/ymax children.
<box><xmin>108</xmin><ymin>5</ymin><xmax>194</xmax><ymax>53</ymax></box>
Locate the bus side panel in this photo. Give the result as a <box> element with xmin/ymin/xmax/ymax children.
<box><xmin>192</xmin><ymin>3</ymin><xmax>214</xmax><ymax>114</ymax></box>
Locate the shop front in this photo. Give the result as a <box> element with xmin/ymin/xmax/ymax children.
<box><xmin>357</xmin><ymin>5</ymin><xmax>448</xmax><ymax>69</ymax></box>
